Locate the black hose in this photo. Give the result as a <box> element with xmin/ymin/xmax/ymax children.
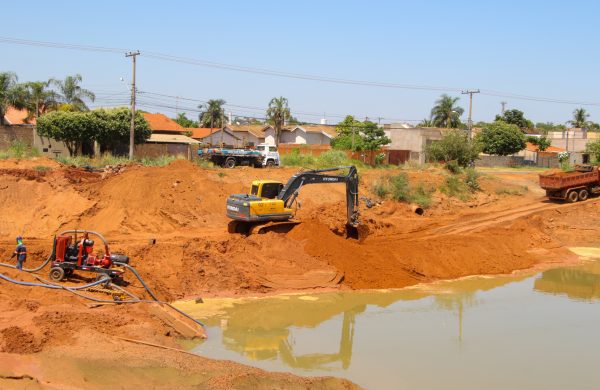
<box><xmin>0</xmin><ymin>272</ymin><xmax>111</xmax><ymax>291</ymax></box>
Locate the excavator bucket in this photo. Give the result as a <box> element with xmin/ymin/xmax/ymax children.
<box><xmin>346</xmin><ymin>223</ymin><xmax>368</xmax><ymax>242</ymax></box>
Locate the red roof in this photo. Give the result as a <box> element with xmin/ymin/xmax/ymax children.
<box><xmin>525</xmin><ymin>142</ymin><xmax>565</xmax><ymax>153</ymax></box>
<box><xmin>4</xmin><ymin>107</ymin><xmax>35</xmax><ymax>125</ymax></box>
<box><xmin>142</xmin><ymin>113</ymin><xmax>185</xmax><ymax>133</ymax></box>
<box><xmin>188</xmin><ymin>128</ymin><xmax>219</xmax><ymax>139</ymax></box>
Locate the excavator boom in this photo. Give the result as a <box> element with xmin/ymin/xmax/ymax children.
<box><xmin>226</xmin><ymin>166</ymin><xmax>363</xmax><ymax>239</ymax></box>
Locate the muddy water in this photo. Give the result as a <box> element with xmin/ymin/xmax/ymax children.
<box><xmin>176</xmin><ymin>249</ymin><xmax>600</xmax><ymax>389</ymax></box>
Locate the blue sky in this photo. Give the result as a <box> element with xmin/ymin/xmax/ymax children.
<box><xmin>2</xmin><ymin>0</ymin><xmax>599</xmax><ymax>125</ymax></box>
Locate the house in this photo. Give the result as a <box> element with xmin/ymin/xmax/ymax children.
<box><xmin>520</xmin><ymin>142</ymin><xmax>565</xmax><ymax>167</ymax></box>
<box><xmin>188</xmin><ymin>127</ymin><xmax>241</xmax><ymax>146</ymax></box>
<box><xmin>228</xmin><ymin>124</ymin><xmax>268</xmax><ymax>146</ymax></box>
<box><xmin>263</xmin><ymin>124</ymin><xmax>337</xmax><ymax>145</ymax></box>
<box><xmin>2</xmin><ymin>107</ymin><xmax>70</xmax><ymax>157</ymax></box>
<box><xmin>384</xmin><ymin>124</ymin><xmax>445</xmax><ymax>164</ymax></box>
<box><xmin>135</xmin><ymin>133</ymin><xmax>200</xmax><ymax>159</ymax></box>
<box><xmin>546</xmin><ymin>128</ymin><xmax>594</xmax><ymax>165</ymax></box>
<box><xmin>142</xmin><ymin>112</ymin><xmax>186</xmax><ymax>134</ymax></box>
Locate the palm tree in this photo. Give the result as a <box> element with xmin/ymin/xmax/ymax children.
<box><xmin>51</xmin><ymin>74</ymin><xmax>95</xmax><ymax>111</ymax></box>
<box><xmin>431</xmin><ymin>94</ymin><xmax>464</xmax><ymax>128</ymax></box>
<box><xmin>0</xmin><ymin>72</ymin><xmax>27</xmax><ymax>125</ymax></box>
<box><xmin>266</xmin><ymin>96</ymin><xmax>291</xmax><ymax>145</ymax></box>
<box><xmin>22</xmin><ymin>81</ymin><xmax>59</xmax><ymax>120</ymax></box>
<box><xmin>198</xmin><ymin>99</ymin><xmax>226</xmax><ymax>145</ymax></box>
<box><xmin>569</xmin><ymin>108</ymin><xmax>589</xmax><ymax>128</ymax></box>
<box><xmin>418</xmin><ymin>118</ymin><xmax>435</xmax><ymax>127</ymax></box>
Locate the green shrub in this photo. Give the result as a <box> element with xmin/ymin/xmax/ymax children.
<box><xmin>464</xmin><ymin>168</ymin><xmax>481</xmax><ymax>192</ymax></box>
<box><xmin>390</xmin><ymin>173</ymin><xmax>410</xmax><ymax>201</ymax></box>
<box><xmin>441</xmin><ymin>175</ymin><xmax>469</xmax><ymax>201</ymax></box>
<box><xmin>281</xmin><ymin>149</ymin><xmax>316</xmax><ymax>167</ymax></box>
<box><xmin>410</xmin><ymin>184</ymin><xmax>434</xmax><ymax>208</ymax></box>
<box><xmin>444</xmin><ymin>160</ymin><xmax>461</xmax><ymax>174</ymax></box>
<box><xmin>425</xmin><ymin>130</ymin><xmax>480</xmax><ymax>167</ymax></box>
<box><xmin>495</xmin><ymin>186</ymin><xmax>528</xmax><ymax>196</ymax></box>
<box><xmin>372</xmin><ymin>179</ymin><xmax>390</xmax><ymax>198</ymax></box>
<box><xmin>33</xmin><ymin>165</ymin><xmax>51</xmax><ymax>172</ymax></box>
<box><xmin>315</xmin><ymin>150</ymin><xmax>348</xmax><ymax>168</ymax></box>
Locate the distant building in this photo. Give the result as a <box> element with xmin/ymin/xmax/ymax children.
<box><xmin>188</xmin><ymin>127</ymin><xmax>241</xmax><ymax>146</ymax></box>
<box><xmin>384</xmin><ymin>123</ymin><xmax>446</xmax><ymax>164</ymax></box>
<box><xmin>546</xmin><ymin>128</ymin><xmax>596</xmax><ymax>165</ymax></box>
<box><xmin>263</xmin><ymin>124</ymin><xmax>337</xmax><ymax>145</ymax></box>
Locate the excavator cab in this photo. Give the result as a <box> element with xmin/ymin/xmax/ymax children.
<box><xmin>251</xmin><ymin>181</ymin><xmax>284</xmax><ymax>199</ymax></box>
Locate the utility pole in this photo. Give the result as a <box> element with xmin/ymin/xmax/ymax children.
<box><xmin>501</xmin><ymin>101</ymin><xmax>507</xmax><ymax>114</ymax></box>
<box><xmin>125</xmin><ymin>50</ymin><xmax>140</xmax><ymax>160</ymax></box>
<box><xmin>461</xmin><ymin>89</ymin><xmax>480</xmax><ymax>139</ymax></box>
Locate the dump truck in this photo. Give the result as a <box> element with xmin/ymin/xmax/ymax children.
<box><xmin>539</xmin><ymin>165</ymin><xmax>600</xmax><ymax>202</ymax></box>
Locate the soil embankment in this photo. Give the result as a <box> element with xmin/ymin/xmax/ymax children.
<box><xmin>0</xmin><ymin>158</ymin><xmax>596</xmax><ymax>388</ymax></box>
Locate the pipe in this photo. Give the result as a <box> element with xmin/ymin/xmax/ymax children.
<box><xmin>411</xmin><ymin>204</ymin><xmax>424</xmax><ymax>215</ymax></box>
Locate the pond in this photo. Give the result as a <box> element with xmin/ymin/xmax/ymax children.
<box><xmin>174</xmin><ymin>248</ymin><xmax>600</xmax><ymax>389</ymax></box>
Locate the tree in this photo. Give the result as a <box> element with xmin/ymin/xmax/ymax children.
<box><xmin>476</xmin><ymin>121</ymin><xmax>526</xmax><ymax>156</ymax></box>
<box><xmin>198</xmin><ymin>99</ymin><xmax>226</xmax><ymax>128</ymax></box>
<box><xmin>22</xmin><ymin>81</ymin><xmax>59</xmax><ymax>120</ymax></box>
<box><xmin>418</xmin><ymin>118</ymin><xmax>435</xmax><ymax>127</ymax></box>
<box><xmin>526</xmin><ymin>135</ymin><xmax>552</xmax><ymax>151</ymax></box>
<box><xmin>535</xmin><ymin>122</ymin><xmax>566</xmax><ymax>134</ymax></box>
<box><xmin>361</xmin><ymin>120</ymin><xmax>390</xmax><ymax>151</ymax></box>
<box><xmin>332</xmin><ymin>115</ymin><xmax>364</xmax><ymax>151</ymax></box>
<box><xmin>36</xmin><ymin>108</ymin><xmax>151</xmax><ymax>156</ymax></box>
<box><xmin>266</xmin><ymin>96</ymin><xmax>291</xmax><ymax>146</ymax></box>
<box><xmin>36</xmin><ymin>111</ymin><xmax>97</xmax><ymax>155</ymax></box>
<box><xmin>51</xmin><ymin>74</ymin><xmax>95</xmax><ymax>111</ymax></box>
<box><xmin>569</xmin><ymin>108</ymin><xmax>590</xmax><ymax>128</ymax></box>
<box><xmin>495</xmin><ymin>109</ymin><xmax>532</xmax><ymax>129</ymax></box>
<box><xmin>586</xmin><ymin>139</ymin><xmax>600</xmax><ymax>163</ymax></box>
<box><xmin>425</xmin><ymin>130</ymin><xmax>480</xmax><ymax>167</ymax></box>
<box><xmin>430</xmin><ymin>94</ymin><xmax>464</xmax><ymax>128</ymax></box>
<box><xmin>173</xmin><ymin>113</ymin><xmax>198</xmax><ymax>128</ymax></box>
<box><xmin>91</xmin><ymin>108</ymin><xmax>151</xmax><ymax>153</ymax></box>
<box><xmin>0</xmin><ymin>72</ymin><xmax>27</xmax><ymax>125</ymax></box>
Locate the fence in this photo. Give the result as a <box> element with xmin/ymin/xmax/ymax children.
<box><xmin>0</xmin><ymin>125</ymin><xmax>34</xmax><ymax>149</ymax></box>
<box><xmin>475</xmin><ymin>155</ymin><xmax>525</xmax><ymax>167</ymax></box>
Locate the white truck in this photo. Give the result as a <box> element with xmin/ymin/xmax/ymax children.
<box><xmin>256</xmin><ymin>144</ymin><xmax>280</xmax><ymax>167</ymax></box>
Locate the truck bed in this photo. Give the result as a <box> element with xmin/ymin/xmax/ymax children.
<box><xmin>539</xmin><ymin>168</ymin><xmax>599</xmax><ymax>190</ymax></box>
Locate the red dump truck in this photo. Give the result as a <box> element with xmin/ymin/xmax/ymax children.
<box><xmin>539</xmin><ymin>165</ymin><xmax>600</xmax><ymax>202</ymax></box>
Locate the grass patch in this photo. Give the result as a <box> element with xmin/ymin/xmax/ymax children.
<box><xmin>33</xmin><ymin>165</ymin><xmax>51</xmax><ymax>172</ymax></box>
<box><xmin>441</xmin><ymin>175</ymin><xmax>470</xmax><ymax>201</ymax></box>
<box><xmin>55</xmin><ymin>153</ymin><xmax>186</xmax><ymax>168</ymax></box>
<box><xmin>0</xmin><ymin>140</ymin><xmax>41</xmax><ymax>160</ymax></box>
<box><xmin>372</xmin><ymin>173</ymin><xmax>434</xmax><ymax>208</ymax></box>
<box><xmin>282</xmin><ymin>149</ymin><xmax>370</xmax><ymax>170</ymax></box>
<box><xmin>464</xmin><ymin>168</ymin><xmax>481</xmax><ymax>192</ymax></box>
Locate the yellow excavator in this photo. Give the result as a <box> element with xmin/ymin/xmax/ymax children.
<box><xmin>226</xmin><ymin>166</ymin><xmax>363</xmax><ymax>239</ymax></box>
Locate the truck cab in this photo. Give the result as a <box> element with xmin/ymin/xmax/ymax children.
<box><xmin>256</xmin><ymin>144</ymin><xmax>280</xmax><ymax>167</ymax></box>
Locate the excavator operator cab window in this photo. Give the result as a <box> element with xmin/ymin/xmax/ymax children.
<box><xmin>251</xmin><ymin>184</ymin><xmax>259</xmax><ymax>196</ymax></box>
<box><xmin>260</xmin><ymin>183</ymin><xmax>283</xmax><ymax>199</ymax></box>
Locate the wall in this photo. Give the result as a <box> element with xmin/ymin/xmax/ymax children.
<box><xmin>475</xmin><ymin>155</ymin><xmax>525</xmax><ymax>167</ymax></box>
<box><xmin>305</xmin><ymin>132</ymin><xmax>330</xmax><ymax>145</ymax></box>
<box><xmin>200</xmin><ymin>130</ymin><xmax>240</xmax><ymax>147</ymax></box>
<box><xmin>232</xmin><ymin>131</ymin><xmax>260</xmax><ymax>147</ymax></box>
<box><xmin>134</xmin><ymin>143</ymin><xmax>191</xmax><ymax>159</ymax></box>
<box><xmin>0</xmin><ymin>125</ymin><xmax>33</xmax><ymax>149</ymax></box>
<box><xmin>33</xmin><ymin>132</ymin><xmax>71</xmax><ymax>157</ymax></box>
<box><xmin>387</xmin><ymin>127</ymin><xmax>443</xmax><ymax>163</ymax></box>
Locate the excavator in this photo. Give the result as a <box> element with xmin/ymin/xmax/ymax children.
<box><xmin>226</xmin><ymin>166</ymin><xmax>363</xmax><ymax>239</ymax></box>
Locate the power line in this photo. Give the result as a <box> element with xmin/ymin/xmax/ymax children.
<box><xmin>2</xmin><ymin>35</ymin><xmax>599</xmax><ymax>107</ymax></box>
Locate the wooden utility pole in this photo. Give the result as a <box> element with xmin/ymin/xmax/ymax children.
<box><xmin>125</xmin><ymin>51</ymin><xmax>140</xmax><ymax>159</ymax></box>
<box><xmin>461</xmin><ymin>89</ymin><xmax>480</xmax><ymax>139</ymax></box>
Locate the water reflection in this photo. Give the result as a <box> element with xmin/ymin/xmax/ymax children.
<box><xmin>534</xmin><ymin>262</ymin><xmax>600</xmax><ymax>301</ymax></box>
<box><xmin>184</xmin><ymin>273</ymin><xmax>529</xmax><ymax>370</ymax></box>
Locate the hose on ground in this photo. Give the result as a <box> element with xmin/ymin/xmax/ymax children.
<box><xmin>0</xmin><ymin>272</ymin><xmax>111</xmax><ymax>291</ymax></box>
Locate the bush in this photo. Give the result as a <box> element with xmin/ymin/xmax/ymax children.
<box><xmin>372</xmin><ymin>179</ymin><xmax>390</xmax><ymax>198</ymax></box>
<box><xmin>441</xmin><ymin>175</ymin><xmax>469</xmax><ymax>201</ymax></box>
<box><xmin>496</xmin><ymin>186</ymin><xmax>528</xmax><ymax>196</ymax></box>
<box><xmin>444</xmin><ymin>160</ymin><xmax>461</xmax><ymax>174</ymax></box>
<box><xmin>425</xmin><ymin>130</ymin><xmax>480</xmax><ymax>167</ymax></box>
<box><xmin>410</xmin><ymin>184</ymin><xmax>434</xmax><ymax>208</ymax></box>
<box><xmin>390</xmin><ymin>173</ymin><xmax>410</xmax><ymax>201</ymax></box>
<box><xmin>281</xmin><ymin>149</ymin><xmax>316</xmax><ymax>167</ymax></box>
<box><xmin>316</xmin><ymin>150</ymin><xmax>348</xmax><ymax>168</ymax></box>
<box><xmin>464</xmin><ymin>168</ymin><xmax>480</xmax><ymax>192</ymax></box>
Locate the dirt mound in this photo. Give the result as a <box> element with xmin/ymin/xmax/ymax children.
<box><xmin>0</xmin><ymin>326</ymin><xmax>41</xmax><ymax>353</ymax></box>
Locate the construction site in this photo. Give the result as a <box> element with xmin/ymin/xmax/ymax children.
<box><xmin>0</xmin><ymin>156</ymin><xmax>598</xmax><ymax>389</ymax></box>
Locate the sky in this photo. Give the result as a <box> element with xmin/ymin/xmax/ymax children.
<box><xmin>2</xmin><ymin>0</ymin><xmax>599</xmax><ymax>126</ymax></box>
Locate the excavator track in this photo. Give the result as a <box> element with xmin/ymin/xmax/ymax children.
<box><xmin>228</xmin><ymin>220</ymin><xmax>301</xmax><ymax>236</ymax></box>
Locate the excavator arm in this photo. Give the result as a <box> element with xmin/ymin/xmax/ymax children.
<box><xmin>277</xmin><ymin>166</ymin><xmax>360</xmax><ymax>228</ymax></box>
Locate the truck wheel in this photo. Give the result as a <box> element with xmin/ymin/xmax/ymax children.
<box><xmin>224</xmin><ymin>158</ymin><xmax>236</xmax><ymax>168</ymax></box>
<box><xmin>266</xmin><ymin>160</ymin><xmax>275</xmax><ymax>167</ymax></box>
<box><xmin>579</xmin><ymin>189</ymin><xmax>589</xmax><ymax>201</ymax></box>
<box><xmin>567</xmin><ymin>191</ymin><xmax>579</xmax><ymax>203</ymax></box>
<box><xmin>49</xmin><ymin>267</ymin><xmax>65</xmax><ymax>282</ymax></box>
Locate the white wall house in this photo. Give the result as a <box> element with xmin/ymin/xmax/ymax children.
<box><xmin>263</xmin><ymin>125</ymin><xmax>337</xmax><ymax>145</ymax></box>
